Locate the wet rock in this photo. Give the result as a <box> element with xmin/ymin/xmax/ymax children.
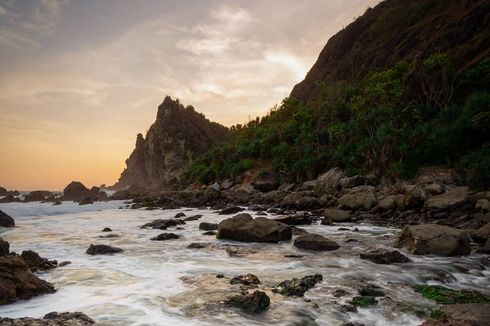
<box><xmin>187</xmin><ymin>242</ymin><xmax>211</xmax><ymax>249</ymax></box>
<box><xmin>20</xmin><ymin>250</ymin><xmax>58</xmax><ymax>272</ymax></box>
<box><xmin>24</xmin><ymin>190</ymin><xmax>53</xmax><ymax>202</ymax></box>
<box><xmin>141</xmin><ymin>218</ymin><xmax>185</xmax><ymax>230</ymax></box>
<box><xmin>52</xmin><ymin>201</ymin><xmax>62</xmax><ymax>206</ymax></box>
<box><xmin>225</xmin><ymin>246</ymin><xmax>257</xmax><ymax>257</ymax></box>
<box><xmin>321</xmin><ymin>217</ymin><xmax>333</xmax><ymax>225</ymax></box>
<box><xmin>478</xmin><ymin>238</ymin><xmax>490</xmax><ymax>254</ymax></box>
<box><xmin>324</xmin><ymin>208</ymin><xmax>352</xmax><ymax>222</ymax></box>
<box><xmin>98</xmin><ymin>234</ymin><xmax>121</xmax><ymax>239</ymax></box>
<box><xmin>86</xmin><ymin>244</ymin><xmax>123</xmax><ymax>255</ymax></box>
<box><xmin>421</xmin><ymin>304</ymin><xmax>490</xmax><ymax>326</ymax></box>
<box><xmin>184</xmin><ymin>215</ymin><xmax>202</xmax><ymax>221</ymax></box>
<box><xmin>199</xmin><ymin>222</ymin><xmax>218</xmax><ymax>231</ymax></box>
<box><xmin>63</xmin><ymin>181</ymin><xmax>91</xmax><ymax>201</ymax></box>
<box><xmin>294</xmin><ymin>233</ymin><xmax>339</xmax><ymax>251</ymax></box>
<box><xmin>332</xmin><ymin>288</ymin><xmax>349</xmax><ymax>298</ymax></box>
<box><xmin>248</xmin><ymin>204</ymin><xmax>267</xmax><ymax>211</ymax></box>
<box><xmin>219</xmin><ymin>206</ymin><xmax>243</xmax><ymax>215</ymax></box>
<box><xmin>216</xmin><ymin>273</ymin><xmax>224</xmax><ymax>278</ymax></box>
<box><xmin>0</xmin><ymin>237</ymin><xmax>9</xmax><ymax>256</ymax></box>
<box><xmin>274</xmin><ymin>213</ymin><xmax>314</xmax><ymax>225</ymax></box>
<box><xmin>396</xmin><ymin>224</ymin><xmax>471</xmax><ymax>256</ymax></box>
<box><xmin>225</xmin><ymin>290</ymin><xmax>270</xmax><ymax>313</ymax></box>
<box><xmin>0</xmin><ymin>210</ymin><xmax>15</xmax><ymax>227</ymax></box>
<box><xmin>273</xmin><ymin>274</ymin><xmax>323</xmax><ymax>297</ymax></box>
<box><xmin>360</xmin><ymin>247</ymin><xmax>412</xmax><ymax>264</ymax></box>
<box><xmin>230</xmin><ymin>273</ymin><xmax>260</xmax><ymax>286</ymax></box>
<box><xmin>359</xmin><ymin>284</ymin><xmax>385</xmax><ymax>297</ymax></box>
<box><xmin>0</xmin><ymin>311</ymin><xmax>95</xmax><ymax>325</ymax></box>
<box><xmin>58</xmin><ymin>261</ymin><xmax>71</xmax><ymax>267</ymax></box>
<box><xmin>291</xmin><ymin>226</ymin><xmax>309</xmax><ymax>235</ymax></box>
<box><xmin>203</xmin><ymin>231</ymin><xmax>217</xmax><ymax>236</ymax></box>
<box><xmin>174</xmin><ymin>212</ymin><xmax>186</xmax><ymax>218</ymax></box>
<box><xmin>425</xmin><ymin>187</ymin><xmax>469</xmax><ymax>210</ymax></box>
<box><xmin>102</xmin><ymin>227</ymin><xmax>112</xmax><ymax>232</ymax></box>
<box><xmin>0</xmin><ymin>255</ymin><xmax>56</xmax><ymax>305</ymax></box>
<box><xmin>151</xmin><ymin>233</ymin><xmax>179</xmax><ymax>241</ymax></box>
<box><xmin>217</xmin><ymin>213</ymin><xmax>292</xmax><ymax>243</ymax></box>
<box><xmin>0</xmin><ymin>186</ymin><xmax>6</xmax><ymax>196</ymax></box>
<box><xmin>79</xmin><ymin>197</ymin><xmax>94</xmax><ymax>205</ymax></box>
<box><xmin>350</xmin><ymin>296</ymin><xmax>377</xmax><ymax>307</ymax></box>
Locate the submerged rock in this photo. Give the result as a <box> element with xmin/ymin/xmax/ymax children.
<box><xmin>0</xmin><ymin>255</ymin><xmax>56</xmax><ymax>305</ymax></box>
<box><xmin>20</xmin><ymin>250</ymin><xmax>58</xmax><ymax>272</ymax></box>
<box><xmin>0</xmin><ymin>210</ymin><xmax>15</xmax><ymax>227</ymax></box>
<box><xmin>174</xmin><ymin>212</ymin><xmax>186</xmax><ymax>218</ymax></box>
<box><xmin>273</xmin><ymin>274</ymin><xmax>323</xmax><ymax>297</ymax></box>
<box><xmin>141</xmin><ymin>218</ymin><xmax>185</xmax><ymax>230</ymax></box>
<box><xmin>219</xmin><ymin>206</ymin><xmax>243</xmax><ymax>215</ymax></box>
<box><xmin>102</xmin><ymin>227</ymin><xmax>112</xmax><ymax>232</ymax></box>
<box><xmin>225</xmin><ymin>290</ymin><xmax>270</xmax><ymax>313</ymax></box>
<box><xmin>294</xmin><ymin>233</ymin><xmax>339</xmax><ymax>251</ymax></box>
<box><xmin>230</xmin><ymin>273</ymin><xmax>261</xmax><ymax>286</ymax></box>
<box><xmin>396</xmin><ymin>224</ymin><xmax>471</xmax><ymax>256</ymax></box>
<box><xmin>184</xmin><ymin>215</ymin><xmax>202</xmax><ymax>221</ymax></box>
<box><xmin>151</xmin><ymin>233</ymin><xmax>179</xmax><ymax>241</ymax></box>
<box><xmin>217</xmin><ymin>214</ymin><xmax>292</xmax><ymax>243</ymax></box>
<box><xmin>187</xmin><ymin>242</ymin><xmax>211</xmax><ymax>249</ymax></box>
<box><xmin>0</xmin><ymin>312</ymin><xmax>95</xmax><ymax>325</ymax></box>
<box><xmin>86</xmin><ymin>244</ymin><xmax>123</xmax><ymax>255</ymax></box>
<box><xmin>199</xmin><ymin>222</ymin><xmax>218</xmax><ymax>231</ymax></box>
<box><xmin>360</xmin><ymin>247</ymin><xmax>412</xmax><ymax>264</ymax></box>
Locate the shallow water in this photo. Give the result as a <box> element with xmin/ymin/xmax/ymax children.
<box><xmin>0</xmin><ymin>201</ymin><xmax>489</xmax><ymax>325</ymax></box>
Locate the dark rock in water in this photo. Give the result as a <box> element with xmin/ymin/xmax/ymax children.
<box><xmin>58</xmin><ymin>261</ymin><xmax>71</xmax><ymax>267</ymax></box>
<box><xmin>216</xmin><ymin>273</ymin><xmax>224</xmax><ymax>278</ymax></box>
<box><xmin>324</xmin><ymin>208</ymin><xmax>352</xmax><ymax>222</ymax></box>
<box><xmin>275</xmin><ymin>213</ymin><xmax>313</xmax><ymax>225</ymax></box>
<box><xmin>151</xmin><ymin>233</ymin><xmax>179</xmax><ymax>241</ymax></box>
<box><xmin>0</xmin><ymin>237</ymin><xmax>9</xmax><ymax>256</ymax></box>
<box><xmin>175</xmin><ymin>227</ymin><xmax>185</xmax><ymax>230</ymax></box>
<box><xmin>79</xmin><ymin>197</ymin><xmax>94</xmax><ymax>205</ymax></box>
<box><xmin>273</xmin><ymin>274</ymin><xmax>323</xmax><ymax>297</ymax></box>
<box><xmin>472</xmin><ymin>223</ymin><xmax>490</xmax><ymax>243</ymax></box>
<box><xmin>225</xmin><ymin>246</ymin><xmax>257</xmax><ymax>257</ymax></box>
<box><xmin>188</xmin><ymin>242</ymin><xmax>211</xmax><ymax>249</ymax></box>
<box><xmin>338</xmin><ymin>227</ymin><xmax>350</xmax><ymax>231</ymax></box>
<box><xmin>63</xmin><ymin>181</ymin><xmax>90</xmax><ymax>201</ymax></box>
<box><xmin>294</xmin><ymin>234</ymin><xmax>339</xmax><ymax>251</ymax></box>
<box><xmin>0</xmin><ymin>210</ymin><xmax>15</xmax><ymax>227</ymax></box>
<box><xmin>102</xmin><ymin>227</ymin><xmax>112</xmax><ymax>232</ymax></box>
<box><xmin>0</xmin><ymin>255</ymin><xmax>56</xmax><ymax>305</ymax></box>
<box><xmin>321</xmin><ymin>217</ymin><xmax>333</xmax><ymax>225</ymax></box>
<box><xmin>396</xmin><ymin>224</ymin><xmax>471</xmax><ymax>256</ymax></box>
<box><xmin>174</xmin><ymin>212</ymin><xmax>186</xmax><ymax>218</ymax></box>
<box><xmin>284</xmin><ymin>254</ymin><xmax>304</xmax><ymax>258</ymax></box>
<box><xmin>0</xmin><ymin>186</ymin><xmax>6</xmax><ymax>196</ymax></box>
<box><xmin>332</xmin><ymin>288</ymin><xmax>349</xmax><ymax>298</ymax></box>
<box><xmin>219</xmin><ymin>206</ymin><xmax>243</xmax><ymax>215</ymax></box>
<box><xmin>217</xmin><ymin>213</ymin><xmax>292</xmax><ymax>243</ymax></box>
<box><xmin>478</xmin><ymin>238</ymin><xmax>490</xmax><ymax>254</ymax></box>
<box><xmin>21</xmin><ymin>250</ymin><xmax>58</xmax><ymax>272</ymax></box>
<box><xmin>420</xmin><ymin>303</ymin><xmax>490</xmax><ymax>326</ymax></box>
<box><xmin>184</xmin><ymin>215</ymin><xmax>202</xmax><ymax>221</ymax></box>
<box><xmin>360</xmin><ymin>248</ymin><xmax>412</xmax><ymax>264</ymax></box>
<box><xmin>24</xmin><ymin>190</ymin><xmax>53</xmax><ymax>202</ymax></box>
<box><xmin>248</xmin><ymin>204</ymin><xmax>267</xmax><ymax>211</ymax></box>
<box><xmin>141</xmin><ymin>218</ymin><xmax>185</xmax><ymax>230</ymax></box>
<box><xmin>98</xmin><ymin>234</ymin><xmax>121</xmax><ymax>239</ymax></box>
<box><xmin>230</xmin><ymin>273</ymin><xmax>261</xmax><ymax>286</ymax></box>
<box><xmin>225</xmin><ymin>290</ymin><xmax>270</xmax><ymax>313</ymax></box>
<box><xmin>350</xmin><ymin>296</ymin><xmax>377</xmax><ymax>307</ymax></box>
<box><xmin>199</xmin><ymin>222</ymin><xmax>218</xmax><ymax>231</ymax></box>
<box><xmin>0</xmin><ymin>311</ymin><xmax>95</xmax><ymax>325</ymax></box>
<box><xmin>86</xmin><ymin>244</ymin><xmax>123</xmax><ymax>255</ymax></box>
<box><xmin>0</xmin><ymin>195</ymin><xmax>22</xmax><ymax>203</ymax></box>
<box><xmin>291</xmin><ymin>226</ymin><xmax>309</xmax><ymax>236</ymax></box>
<box><xmin>203</xmin><ymin>231</ymin><xmax>217</xmax><ymax>236</ymax></box>
<box><xmin>359</xmin><ymin>284</ymin><xmax>385</xmax><ymax>297</ymax></box>
<box><xmin>52</xmin><ymin>201</ymin><xmax>62</xmax><ymax>206</ymax></box>
<box><xmin>342</xmin><ymin>322</ymin><xmax>365</xmax><ymax>326</ymax></box>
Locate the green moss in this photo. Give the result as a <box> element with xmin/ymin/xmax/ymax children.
<box><xmin>430</xmin><ymin>309</ymin><xmax>446</xmax><ymax>319</ymax></box>
<box><xmin>350</xmin><ymin>296</ymin><xmax>377</xmax><ymax>307</ymax></box>
<box><xmin>414</xmin><ymin>285</ymin><xmax>490</xmax><ymax>304</ymax></box>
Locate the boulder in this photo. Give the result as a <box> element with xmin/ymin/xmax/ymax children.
<box><xmin>360</xmin><ymin>248</ymin><xmax>412</xmax><ymax>264</ymax></box>
<box><xmin>225</xmin><ymin>290</ymin><xmax>270</xmax><ymax>313</ymax></box>
<box><xmin>219</xmin><ymin>206</ymin><xmax>243</xmax><ymax>215</ymax></box>
<box><xmin>230</xmin><ymin>273</ymin><xmax>260</xmax><ymax>286</ymax></box>
<box><xmin>476</xmin><ymin>199</ymin><xmax>490</xmax><ymax>212</ymax></box>
<box><xmin>217</xmin><ymin>214</ymin><xmax>292</xmax><ymax>243</ymax></box>
<box><xmin>253</xmin><ymin>176</ymin><xmax>279</xmax><ymax>192</ymax></box>
<box><xmin>425</xmin><ymin>187</ymin><xmax>469</xmax><ymax>210</ymax></box>
<box><xmin>199</xmin><ymin>222</ymin><xmax>218</xmax><ymax>231</ymax></box>
<box><xmin>315</xmin><ymin>167</ymin><xmax>345</xmax><ymax>194</ymax></box>
<box><xmin>273</xmin><ymin>274</ymin><xmax>323</xmax><ymax>297</ymax></box>
<box><xmin>324</xmin><ymin>208</ymin><xmax>352</xmax><ymax>222</ymax></box>
<box><xmin>378</xmin><ymin>196</ymin><xmax>396</xmax><ymax>210</ymax></box>
<box><xmin>321</xmin><ymin>217</ymin><xmax>333</xmax><ymax>225</ymax></box>
<box><xmin>337</xmin><ymin>186</ymin><xmax>376</xmax><ymax>210</ymax></box>
<box><xmin>0</xmin><ymin>312</ymin><xmax>95</xmax><ymax>325</ymax></box>
<box><xmin>0</xmin><ymin>255</ymin><xmax>56</xmax><ymax>305</ymax></box>
<box><xmin>403</xmin><ymin>185</ymin><xmax>428</xmax><ymax>208</ymax></box>
<box><xmin>424</xmin><ymin>183</ymin><xmax>445</xmax><ymax>195</ymax></box>
<box><xmin>20</xmin><ymin>250</ymin><xmax>58</xmax><ymax>272</ymax></box>
<box><xmin>0</xmin><ymin>237</ymin><xmax>10</xmax><ymax>256</ymax></box>
<box><xmin>184</xmin><ymin>215</ymin><xmax>202</xmax><ymax>221</ymax></box>
<box><xmin>141</xmin><ymin>218</ymin><xmax>185</xmax><ymax>230</ymax></box>
<box><xmin>63</xmin><ymin>181</ymin><xmax>91</xmax><ymax>201</ymax></box>
<box><xmin>472</xmin><ymin>223</ymin><xmax>490</xmax><ymax>243</ymax></box>
<box><xmin>0</xmin><ymin>186</ymin><xmax>7</xmax><ymax>196</ymax></box>
<box><xmin>421</xmin><ymin>304</ymin><xmax>490</xmax><ymax>326</ymax></box>
<box><xmin>78</xmin><ymin>197</ymin><xmax>94</xmax><ymax>205</ymax></box>
<box><xmin>339</xmin><ymin>175</ymin><xmax>365</xmax><ymax>189</ymax></box>
<box><xmin>102</xmin><ymin>227</ymin><xmax>112</xmax><ymax>232</ymax></box>
<box><xmin>294</xmin><ymin>233</ymin><xmax>339</xmax><ymax>251</ymax></box>
<box><xmin>24</xmin><ymin>190</ymin><xmax>53</xmax><ymax>202</ymax></box>
<box><xmin>86</xmin><ymin>244</ymin><xmax>123</xmax><ymax>255</ymax></box>
<box><xmin>151</xmin><ymin>233</ymin><xmax>179</xmax><ymax>241</ymax></box>
<box><xmin>415</xmin><ymin>167</ymin><xmax>462</xmax><ymax>186</ymax></box>
<box><xmin>0</xmin><ymin>210</ymin><xmax>15</xmax><ymax>227</ymax></box>
<box><xmin>395</xmin><ymin>224</ymin><xmax>471</xmax><ymax>256</ymax></box>
<box><xmin>274</xmin><ymin>213</ymin><xmax>314</xmax><ymax>225</ymax></box>
<box><xmin>478</xmin><ymin>238</ymin><xmax>490</xmax><ymax>254</ymax></box>
<box><xmin>0</xmin><ymin>195</ymin><xmax>22</xmax><ymax>203</ymax></box>
<box><xmin>174</xmin><ymin>212</ymin><xmax>186</xmax><ymax>218</ymax></box>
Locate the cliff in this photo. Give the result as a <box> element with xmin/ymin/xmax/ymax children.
<box><xmin>114</xmin><ymin>96</ymin><xmax>230</xmax><ymax>190</ymax></box>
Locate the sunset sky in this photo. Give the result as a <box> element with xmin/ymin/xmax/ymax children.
<box><xmin>0</xmin><ymin>0</ymin><xmax>380</xmax><ymax>191</ymax></box>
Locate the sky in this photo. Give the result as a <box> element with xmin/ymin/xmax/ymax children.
<box><xmin>0</xmin><ymin>0</ymin><xmax>381</xmax><ymax>191</ymax></box>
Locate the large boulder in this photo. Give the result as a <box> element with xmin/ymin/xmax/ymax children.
<box><xmin>395</xmin><ymin>224</ymin><xmax>471</xmax><ymax>256</ymax></box>
<box><xmin>294</xmin><ymin>233</ymin><xmax>339</xmax><ymax>251</ymax></box>
<box><xmin>471</xmin><ymin>223</ymin><xmax>490</xmax><ymax>243</ymax></box>
<box><xmin>0</xmin><ymin>255</ymin><xmax>56</xmax><ymax>305</ymax></box>
<box><xmin>315</xmin><ymin>167</ymin><xmax>345</xmax><ymax>194</ymax></box>
<box><xmin>337</xmin><ymin>186</ymin><xmax>376</xmax><ymax>210</ymax></box>
<box><xmin>0</xmin><ymin>210</ymin><xmax>15</xmax><ymax>227</ymax></box>
<box><xmin>339</xmin><ymin>175</ymin><xmax>365</xmax><ymax>189</ymax></box>
<box><xmin>360</xmin><ymin>247</ymin><xmax>412</xmax><ymax>264</ymax></box>
<box><xmin>225</xmin><ymin>290</ymin><xmax>270</xmax><ymax>313</ymax></box>
<box><xmin>24</xmin><ymin>191</ymin><xmax>54</xmax><ymax>202</ymax></box>
<box><xmin>217</xmin><ymin>214</ymin><xmax>292</xmax><ymax>243</ymax></box>
<box><xmin>0</xmin><ymin>238</ymin><xmax>10</xmax><ymax>256</ymax></box>
<box><xmin>421</xmin><ymin>304</ymin><xmax>490</xmax><ymax>326</ymax></box>
<box><xmin>20</xmin><ymin>250</ymin><xmax>58</xmax><ymax>272</ymax></box>
<box><xmin>0</xmin><ymin>312</ymin><xmax>95</xmax><ymax>325</ymax></box>
<box><xmin>425</xmin><ymin>187</ymin><xmax>469</xmax><ymax>210</ymax></box>
<box><xmin>324</xmin><ymin>208</ymin><xmax>352</xmax><ymax>222</ymax></box>
<box><xmin>63</xmin><ymin>181</ymin><xmax>90</xmax><ymax>201</ymax></box>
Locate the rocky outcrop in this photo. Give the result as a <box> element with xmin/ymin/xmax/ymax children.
<box><xmin>0</xmin><ymin>312</ymin><xmax>95</xmax><ymax>325</ymax></box>
<box><xmin>63</xmin><ymin>182</ymin><xmax>106</xmax><ymax>202</ymax></box>
<box><xmin>225</xmin><ymin>290</ymin><xmax>270</xmax><ymax>313</ymax></box>
<box><xmin>360</xmin><ymin>247</ymin><xmax>412</xmax><ymax>264</ymax></box>
<box><xmin>20</xmin><ymin>250</ymin><xmax>58</xmax><ymax>272</ymax></box>
<box><xmin>273</xmin><ymin>274</ymin><xmax>323</xmax><ymax>297</ymax></box>
<box><xmin>0</xmin><ymin>255</ymin><xmax>56</xmax><ymax>305</ymax></box>
<box><xmin>217</xmin><ymin>214</ymin><xmax>292</xmax><ymax>243</ymax></box>
<box><xmin>294</xmin><ymin>234</ymin><xmax>339</xmax><ymax>251</ymax></box>
<box><xmin>113</xmin><ymin>96</ymin><xmax>230</xmax><ymax>190</ymax></box>
<box><xmin>230</xmin><ymin>274</ymin><xmax>261</xmax><ymax>286</ymax></box>
<box><xmin>24</xmin><ymin>191</ymin><xmax>54</xmax><ymax>202</ymax></box>
<box><xmin>324</xmin><ymin>208</ymin><xmax>352</xmax><ymax>222</ymax></box>
<box><xmin>396</xmin><ymin>224</ymin><xmax>471</xmax><ymax>256</ymax></box>
<box><xmin>0</xmin><ymin>210</ymin><xmax>15</xmax><ymax>227</ymax></box>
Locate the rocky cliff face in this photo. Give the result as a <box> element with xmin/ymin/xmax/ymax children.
<box><xmin>114</xmin><ymin>96</ymin><xmax>230</xmax><ymax>190</ymax></box>
<box><xmin>290</xmin><ymin>0</ymin><xmax>490</xmax><ymax>104</ymax></box>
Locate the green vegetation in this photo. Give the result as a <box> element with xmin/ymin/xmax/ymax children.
<box><xmin>414</xmin><ymin>285</ymin><xmax>490</xmax><ymax>304</ymax></box>
<box><xmin>430</xmin><ymin>309</ymin><xmax>446</xmax><ymax>319</ymax></box>
<box><xmin>182</xmin><ymin>55</ymin><xmax>490</xmax><ymax>188</ymax></box>
<box><xmin>350</xmin><ymin>296</ymin><xmax>377</xmax><ymax>307</ymax></box>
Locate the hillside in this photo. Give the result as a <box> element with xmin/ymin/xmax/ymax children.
<box><xmin>182</xmin><ymin>0</ymin><xmax>490</xmax><ymax>188</ymax></box>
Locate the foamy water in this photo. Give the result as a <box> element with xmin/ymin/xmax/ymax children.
<box><xmin>0</xmin><ymin>201</ymin><xmax>489</xmax><ymax>325</ymax></box>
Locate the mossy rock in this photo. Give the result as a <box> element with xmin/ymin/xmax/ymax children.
<box><xmin>430</xmin><ymin>309</ymin><xmax>446</xmax><ymax>319</ymax></box>
<box><xmin>350</xmin><ymin>295</ymin><xmax>377</xmax><ymax>307</ymax></box>
<box><xmin>414</xmin><ymin>285</ymin><xmax>490</xmax><ymax>304</ymax></box>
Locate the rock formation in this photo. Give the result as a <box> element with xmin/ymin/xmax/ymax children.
<box><xmin>114</xmin><ymin>96</ymin><xmax>229</xmax><ymax>190</ymax></box>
